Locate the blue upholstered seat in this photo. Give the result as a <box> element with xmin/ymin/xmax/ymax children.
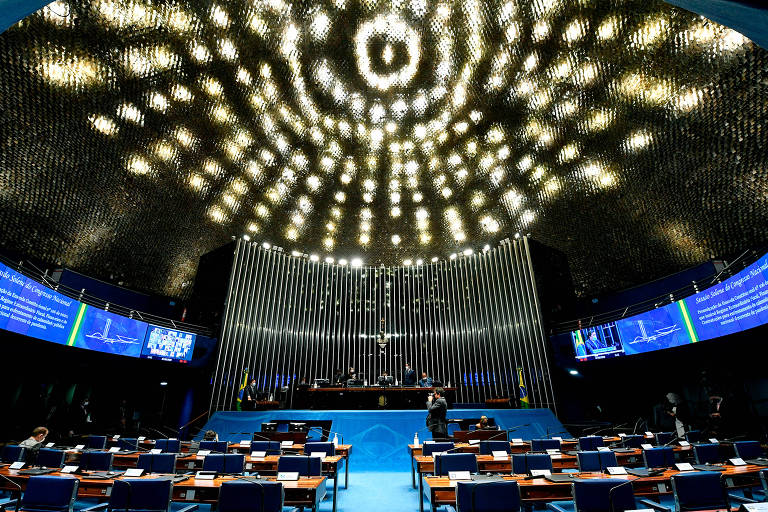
<box><xmin>421</xmin><ymin>442</ymin><xmax>455</xmax><ymax>456</ymax></box>
<box><xmin>17</xmin><ymin>475</ymin><xmax>79</xmax><ymax>512</ymax></box>
<box><xmin>478</xmin><ymin>440</ymin><xmax>511</xmax><ymax>455</ymax></box>
<box><xmin>577</xmin><ymin>436</ymin><xmax>604</xmax><ymax>451</ymax></box>
<box><xmin>118</xmin><ymin>438</ymin><xmax>138</xmax><ymax>451</ymax></box>
<box><xmin>654</xmin><ymin>432</ymin><xmax>675</xmax><ymax>446</ymax></box>
<box><xmin>734</xmin><ymin>441</ymin><xmax>763</xmax><ymax>460</ymax></box>
<box><xmin>136</xmin><ymin>454</ymin><xmax>177</xmax><ymax>474</ymax></box>
<box><xmin>303</xmin><ymin>442</ymin><xmax>335</xmax><ymax>457</ymax></box>
<box><xmin>202</xmin><ymin>454</ymin><xmax>245</xmax><ymax>474</ymax></box>
<box><xmin>546</xmin><ymin>478</ymin><xmax>662</xmax><ymax>512</ymax></box>
<box><xmin>433</xmin><ymin>453</ymin><xmax>478</xmax><ymax>476</ymax></box>
<box><xmin>36</xmin><ymin>449</ymin><xmax>65</xmax><ymax>468</ymax></box>
<box><xmin>218</xmin><ymin>480</ymin><xmax>284</xmax><ymax>512</ymax></box>
<box><xmin>576</xmin><ymin>451</ymin><xmax>618</xmax><ymax>472</ymax></box>
<box><xmin>80</xmin><ymin>451</ymin><xmax>113</xmax><ymax>471</ymax></box>
<box><xmin>199</xmin><ymin>441</ymin><xmax>228</xmax><ymax>453</ymax></box>
<box><xmin>1</xmin><ymin>445</ymin><xmax>26</xmax><ymax>463</ymax></box>
<box><xmin>531</xmin><ymin>439</ymin><xmax>560</xmax><ymax>452</ymax></box>
<box><xmin>692</xmin><ymin>443</ymin><xmax>721</xmax><ymax>465</ymax></box>
<box><xmin>511</xmin><ymin>454</ymin><xmax>552</xmax><ymax>475</ymax></box>
<box><xmin>249</xmin><ymin>441</ymin><xmax>281</xmax><ymax>455</ymax></box>
<box><xmin>671</xmin><ymin>471</ymin><xmax>729</xmax><ymax>511</ymax></box>
<box><xmin>87</xmin><ymin>436</ymin><xmax>107</xmax><ymax>450</ymax></box>
<box><xmin>276</xmin><ymin>456</ymin><xmax>322</xmax><ymax>477</ymax></box>
<box><xmin>153</xmin><ymin>440</ymin><xmax>180</xmax><ymax>453</ymax></box>
<box><xmin>82</xmin><ymin>478</ymin><xmax>197</xmax><ymax>512</ymax></box>
<box><xmin>643</xmin><ymin>447</ymin><xmax>675</xmax><ymax>468</ymax></box>
<box><xmin>455</xmin><ymin>480</ymin><xmax>521</xmax><ymax>512</ymax></box>
<box><xmin>621</xmin><ymin>435</ymin><xmax>644</xmax><ymax>449</ymax></box>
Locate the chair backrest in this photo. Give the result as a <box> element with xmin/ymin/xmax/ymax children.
<box><xmin>760</xmin><ymin>469</ymin><xmax>768</xmax><ymax>496</ymax></box>
<box><xmin>250</xmin><ymin>441</ymin><xmax>281</xmax><ymax>455</ymax></box>
<box><xmin>434</xmin><ymin>453</ymin><xmax>478</xmax><ymax>476</ymax></box>
<box><xmin>654</xmin><ymin>432</ymin><xmax>674</xmax><ymax>446</ymax></box>
<box><xmin>642</xmin><ymin>447</ymin><xmax>675</xmax><ymax>468</ymax></box>
<box><xmin>87</xmin><ymin>436</ymin><xmax>107</xmax><ymax>450</ymax></box>
<box><xmin>37</xmin><ymin>449</ymin><xmax>65</xmax><ymax>468</ymax></box>
<box><xmin>578</xmin><ymin>436</ymin><xmax>604</xmax><ymax>451</ymax></box>
<box><xmin>478</xmin><ymin>441</ymin><xmax>511</xmax><ymax>455</ymax></box>
<box><xmin>218</xmin><ymin>480</ymin><xmax>284</xmax><ymax>512</ymax></box>
<box><xmin>154</xmin><ymin>440</ymin><xmax>180</xmax><ymax>453</ymax></box>
<box><xmin>684</xmin><ymin>431</ymin><xmax>701</xmax><ymax>443</ymax></box>
<box><xmin>81</xmin><ymin>451</ymin><xmax>113</xmax><ymax>471</ymax></box>
<box><xmin>693</xmin><ymin>443</ymin><xmax>720</xmax><ymax>465</ymax></box>
<box><xmin>2</xmin><ymin>445</ymin><xmax>26</xmax><ymax>463</ymax></box>
<box><xmin>276</xmin><ymin>456</ymin><xmax>321</xmax><ymax>477</ymax></box>
<box><xmin>577</xmin><ymin>451</ymin><xmax>618</xmax><ymax>472</ymax></box>
<box><xmin>734</xmin><ymin>440</ymin><xmax>763</xmax><ymax>460</ymax></box>
<box><xmin>511</xmin><ymin>454</ymin><xmax>552</xmax><ymax>474</ymax></box>
<box><xmin>202</xmin><ymin>454</ymin><xmax>245</xmax><ymax>474</ymax></box>
<box><xmin>530</xmin><ymin>439</ymin><xmax>560</xmax><ymax>452</ymax></box>
<box><xmin>572</xmin><ymin>479</ymin><xmax>636</xmax><ymax>512</ymax></box>
<box><xmin>421</xmin><ymin>442</ymin><xmax>455</xmax><ymax>456</ymax></box>
<box><xmin>456</xmin><ymin>481</ymin><xmax>521</xmax><ymax>512</ymax></box>
<box><xmin>621</xmin><ymin>435</ymin><xmax>644</xmax><ymax>449</ymax></box>
<box><xmin>109</xmin><ymin>478</ymin><xmax>173</xmax><ymax>512</ymax></box>
<box><xmin>136</xmin><ymin>454</ymin><xmax>177</xmax><ymax>474</ymax></box>
<box><xmin>199</xmin><ymin>441</ymin><xmax>229</xmax><ymax>453</ymax></box>
<box><xmin>21</xmin><ymin>476</ymin><xmax>79</xmax><ymax>512</ymax></box>
<box><xmin>671</xmin><ymin>471</ymin><xmax>728</xmax><ymax>511</ymax></box>
<box><xmin>304</xmin><ymin>442</ymin><xmax>334</xmax><ymax>457</ymax></box>
<box><xmin>118</xmin><ymin>438</ymin><xmax>138</xmax><ymax>451</ymax></box>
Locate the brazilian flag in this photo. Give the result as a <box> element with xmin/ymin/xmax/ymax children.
<box><xmin>518</xmin><ymin>368</ymin><xmax>530</xmax><ymax>408</ymax></box>
<box><xmin>236</xmin><ymin>368</ymin><xmax>249</xmax><ymax>411</ymax></box>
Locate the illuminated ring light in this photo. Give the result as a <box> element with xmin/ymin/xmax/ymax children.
<box><xmin>354</xmin><ymin>14</ymin><xmax>421</xmax><ymax>91</ymax></box>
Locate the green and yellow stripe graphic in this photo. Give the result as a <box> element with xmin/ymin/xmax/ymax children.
<box><xmin>677</xmin><ymin>300</ymin><xmax>698</xmax><ymax>343</ymax></box>
<box><xmin>66</xmin><ymin>303</ymin><xmax>87</xmax><ymax>346</ymax></box>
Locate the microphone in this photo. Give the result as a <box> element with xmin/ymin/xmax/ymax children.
<box><xmin>307</xmin><ymin>426</ymin><xmax>344</xmax><ymax>445</ymax></box>
<box><xmin>590</xmin><ymin>423</ymin><xmax>628</xmax><ymax>437</ymax></box>
<box><xmin>483</xmin><ymin>423</ymin><xmax>532</xmax><ymax>442</ymax></box>
<box><xmin>0</xmin><ymin>472</ymin><xmax>22</xmax><ymax>512</ymax></box>
<box><xmin>607</xmin><ymin>477</ymin><xmax>641</xmax><ymax>512</ymax></box>
<box><xmin>661</xmin><ymin>430</ymin><xmax>691</xmax><ymax>448</ymax></box>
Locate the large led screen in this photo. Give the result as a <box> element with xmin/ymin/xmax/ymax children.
<box><xmin>0</xmin><ymin>261</ymin><xmax>199</xmax><ymax>362</ymax></box>
<box><xmin>573</xmin><ymin>251</ymin><xmax>768</xmax><ymax>361</ymax></box>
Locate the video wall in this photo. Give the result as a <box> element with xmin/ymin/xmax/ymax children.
<box><xmin>572</xmin><ymin>251</ymin><xmax>768</xmax><ymax>361</ymax></box>
<box><xmin>0</xmin><ymin>261</ymin><xmax>196</xmax><ymax>363</ymax></box>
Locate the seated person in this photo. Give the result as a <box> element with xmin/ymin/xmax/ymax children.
<box><xmin>475</xmin><ymin>416</ymin><xmax>490</xmax><ymax>430</ymax></box>
<box><xmin>203</xmin><ymin>430</ymin><xmax>218</xmax><ymax>441</ymax></box>
<box><xmin>19</xmin><ymin>426</ymin><xmax>48</xmax><ymax>449</ymax></box>
<box><xmin>377</xmin><ymin>371</ymin><xmax>394</xmax><ymax>386</ymax></box>
<box><xmin>419</xmin><ymin>372</ymin><xmax>433</xmax><ymax>388</ymax></box>
<box><xmin>333</xmin><ymin>369</ymin><xmax>345</xmax><ymax>384</ymax></box>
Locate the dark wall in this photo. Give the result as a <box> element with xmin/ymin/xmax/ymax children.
<box><xmin>0</xmin><ymin>329</ymin><xmax>215</xmax><ymax>444</ymax></box>
<box><xmin>551</xmin><ymin>324</ymin><xmax>768</xmax><ymax>440</ymax></box>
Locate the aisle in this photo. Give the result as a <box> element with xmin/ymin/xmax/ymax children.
<box><xmin>328</xmin><ymin>471</ymin><xmax>416</xmax><ymax>512</ymax></box>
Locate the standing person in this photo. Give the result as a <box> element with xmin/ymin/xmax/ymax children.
<box><xmin>426</xmin><ymin>387</ymin><xmax>448</xmax><ymax>439</ymax></box>
<box><xmin>403</xmin><ymin>363</ymin><xmax>417</xmax><ymax>386</ymax></box>
<box><xmin>244</xmin><ymin>378</ymin><xmax>258</xmax><ymax>410</ymax></box>
<box><xmin>665</xmin><ymin>392</ymin><xmax>690</xmax><ymax>438</ymax></box>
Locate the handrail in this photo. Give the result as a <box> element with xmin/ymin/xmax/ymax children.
<box><xmin>179</xmin><ymin>410</ymin><xmax>210</xmax><ymax>431</ymax></box>
<box><xmin>0</xmin><ymin>253</ymin><xmax>213</xmax><ymax>336</ymax></box>
<box><xmin>550</xmin><ymin>246</ymin><xmax>766</xmax><ymax>335</ymax></box>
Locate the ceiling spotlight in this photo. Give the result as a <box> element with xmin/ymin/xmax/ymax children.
<box><xmin>514</xmin><ymin>233</ymin><xmax>521</xmax><ymax>239</ymax></box>
<box><xmin>309</xmin><ymin>254</ymin><xmax>319</xmax><ymax>262</ymax></box>
<box><xmin>483</xmin><ymin>245</ymin><xmax>490</xmax><ymax>252</ymax></box>
<box><xmin>450</xmin><ymin>253</ymin><xmax>457</xmax><ymax>260</ymax></box>
<box><xmin>325</xmin><ymin>257</ymin><xmax>334</xmax><ymax>264</ymax></box>
<box><xmin>568</xmin><ymin>369</ymin><xmax>580</xmax><ymax>376</ymax></box>
<box><xmin>338</xmin><ymin>259</ymin><xmax>348</xmax><ymax>266</ymax></box>
<box><xmin>416</xmin><ymin>259</ymin><xmax>423</xmax><ymax>265</ymax></box>
<box><xmin>243</xmin><ymin>234</ymin><xmax>250</xmax><ymax>241</ymax></box>
<box><xmin>403</xmin><ymin>259</ymin><xmax>412</xmax><ymax>266</ymax></box>
<box><xmin>291</xmin><ymin>250</ymin><xmax>302</xmax><ymax>257</ymax></box>
<box><xmin>351</xmin><ymin>258</ymin><xmax>363</xmax><ymax>267</ymax></box>
<box><xmin>431</xmin><ymin>257</ymin><xmax>439</xmax><ymax>263</ymax></box>
<box><xmin>262</xmin><ymin>242</ymin><xmax>271</xmax><ymax>249</ymax></box>
<box><xmin>463</xmin><ymin>248</ymin><xmax>473</xmax><ymax>256</ymax></box>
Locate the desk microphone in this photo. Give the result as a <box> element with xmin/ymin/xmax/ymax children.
<box><xmin>661</xmin><ymin>430</ymin><xmax>691</xmax><ymax>448</ymax></box>
<box><xmin>0</xmin><ymin>472</ymin><xmax>22</xmax><ymax>512</ymax></box>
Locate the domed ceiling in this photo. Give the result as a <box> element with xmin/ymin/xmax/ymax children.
<box><xmin>0</xmin><ymin>0</ymin><xmax>766</xmax><ymax>298</ymax></box>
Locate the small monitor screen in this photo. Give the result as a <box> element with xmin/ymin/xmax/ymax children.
<box><xmin>572</xmin><ymin>323</ymin><xmax>625</xmax><ymax>361</ymax></box>
<box><xmin>141</xmin><ymin>326</ymin><xmax>196</xmax><ymax>363</ymax></box>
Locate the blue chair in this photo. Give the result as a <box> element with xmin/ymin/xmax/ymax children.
<box><xmin>693</xmin><ymin>443</ymin><xmax>721</xmax><ymax>465</ymax></box>
<box><xmin>434</xmin><ymin>453</ymin><xmax>478</xmax><ymax>476</ymax></box>
<box><xmin>199</xmin><ymin>441</ymin><xmax>228</xmax><ymax>453</ymax></box>
<box><xmin>250</xmin><ymin>441</ymin><xmax>281</xmax><ymax>455</ymax></box>
<box><xmin>82</xmin><ymin>478</ymin><xmax>198</xmax><ymax>512</ymax></box>
<box><xmin>80</xmin><ymin>451</ymin><xmax>113</xmax><ymax>471</ymax></box>
<box><xmin>643</xmin><ymin>447</ymin><xmax>675</xmax><ymax>468</ymax></box>
<box><xmin>621</xmin><ymin>435</ymin><xmax>645</xmax><ymax>449</ymax></box>
<box><xmin>478</xmin><ymin>440</ymin><xmax>511</xmax><ymax>455</ymax></box>
<box><xmin>734</xmin><ymin>441</ymin><xmax>763</xmax><ymax>460</ymax></box>
<box><xmin>655</xmin><ymin>432</ymin><xmax>675</xmax><ymax>446</ymax></box>
<box><xmin>304</xmin><ymin>442</ymin><xmax>335</xmax><ymax>457</ymax></box>
<box><xmin>202</xmin><ymin>454</ymin><xmax>245</xmax><ymax>474</ymax></box>
<box><xmin>218</xmin><ymin>480</ymin><xmax>284</xmax><ymax>512</ymax></box>
<box><xmin>456</xmin><ymin>480</ymin><xmax>521</xmax><ymax>512</ymax></box>
<box><xmin>685</xmin><ymin>431</ymin><xmax>701</xmax><ymax>444</ymax></box>
<box><xmin>576</xmin><ymin>451</ymin><xmax>618</xmax><ymax>472</ymax></box>
<box><xmin>276</xmin><ymin>456</ymin><xmax>321</xmax><ymax>477</ymax></box>
<box><xmin>36</xmin><ymin>449</ymin><xmax>65</xmax><ymax>468</ymax></box>
<box><xmin>512</xmin><ymin>454</ymin><xmax>552</xmax><ymax>475</ymax></box>
<box><xmin>422</xmin><ymin>442</ymin><xmax>455</xmax><ymax>456</ymax></box>
<box><xmin>87</xmin><ymin>436</ymin><xmax>107</xmax><ymax>450</ymax></box>
<box><xmin>118</xmin><ymin>438</ymin><xmax>138</xmax><ymax>451</ymax></box>
<box><xmin>136</xmin><ymin>454</ymin><xmax>177</xmax><ymax>474</ymax></box>
<box><xmin>531</xmin><ymin>439</ymin><xmax>560</xmax><ymax>452</ymax></box>
<box><xmin>546</xmin><ymin>478</ymin><xmax>668</xmax><ymax>512</ymax></box>
<box><xmin>4</xmin><ymin>475</ymin><xmax>79</xmax><ymax>512</ymax></box>
<box><xmin>1</xmin><ymin>445</ymin><xmax>25</xmax><ymax>463</ymax></box>
<box><xmin>671</xmin><ymin>471</ymin><xmax>729</xmax><ymax>511</ymax></box>
<box><xmin>154</xmin><ymin>440</ymin><xmax>181</xmax><ymax>453</ymax></box>
<box><xmin>578</xmin><ymin>436</ymin><xmax>604</xmax><ymax>451</ymax></box>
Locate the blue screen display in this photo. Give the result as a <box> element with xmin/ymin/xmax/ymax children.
<box><xmin>141</xmin><ymin>326</ymin><xmax>196</xmax><ymax>363</ymax></box>
<box><xmin>70</xmin><ymin>305</ymin><xmax>148</xmax><ymax>358</ymax></box>
<box><xmin>0</xmin><ymin>262</ymin><xmax>81</xmax><ymax>345</ymax></box>
<box><xmin>572</xmin><ymin>251</ymin><xmax>768</xmax><ymax>361</ymax></box>
<box><xmin>0</xmin><ymin>261</ymin><xmax>200</xmax><ymax>363</ymax></box>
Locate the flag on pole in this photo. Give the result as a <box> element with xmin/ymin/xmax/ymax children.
<box><xmin>236</xmin><ymin>368</ymin><xmax>249</xmax><ymax>411</ymax></box>
<box><xmin>518</xmin><ymin>367</ymin><xmax>530</xmax><ymax>408</ymax></box>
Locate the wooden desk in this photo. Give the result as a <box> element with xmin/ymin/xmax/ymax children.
<box><xmin>294</xmin><ymin>386</ymin><xmax>457</xmax><ymax>409</ymax></box>
<box><xmin>421</xmin><ymin>465</ymin><xmax>763</xmax><ymax>512</ymax></box>
<box><xmin>0</xmin><ymin>468</ymin><xmax>328</xmax><ymax>512</ymax></box>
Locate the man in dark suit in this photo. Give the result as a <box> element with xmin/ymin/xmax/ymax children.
<box><xmin>426</xmin><ymin>387</ymin><xmax>448</xmax><ymax>439</ymax></box>
<box><xmin>244</xmin><ymin>378</ymin><xmax>258</xmax><ymax>410</ymax></box>
<box><xmin>403</xmin><ymin>363</ymin><xmax>417</xmax><ymax>386</ymax></box>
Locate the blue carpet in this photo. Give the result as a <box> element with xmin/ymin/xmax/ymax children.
<box><xmin>200</xmin><ymin>409</ymin><xmax>569</xmax><ymax>472</ymax></box>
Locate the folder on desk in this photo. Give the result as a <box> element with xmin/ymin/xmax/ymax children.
<box><xmin>545</xmin><ymin>474</ymin><xmax>578</xmax><ymax>483</ymax></box>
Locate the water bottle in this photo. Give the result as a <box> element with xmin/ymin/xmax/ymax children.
<box><xmin>333</xmin><ymin>433</ymin><xmax>339</xmax><ymax>447</ymax></box>
<box><xmin>414</xmin><ymin>433</ymin><xmax>419</xmax><ymax>446</ymax></box>
<box><xmin>269</xmin><ymin>393</ymin><xmax>274</xmax><ymax>401</ymax></box>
